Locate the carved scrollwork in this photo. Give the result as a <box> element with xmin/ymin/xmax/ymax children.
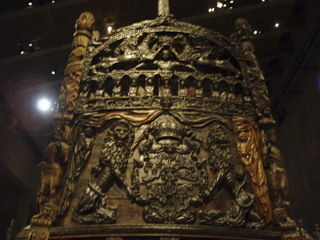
<box><xmin>72</xmin><ymin>119</ymin><xmax>134</xmax><ymax>224</ymax></box>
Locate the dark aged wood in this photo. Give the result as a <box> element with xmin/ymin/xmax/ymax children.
<box><xmin>17</xmin><ymin>224</ymin><xmax>282</xmax><ymax>239</ymax></box>
<box><xmin>24</xmin><ymin>0</ymin><xmax>306</xmax><ymax>239</ymax></box>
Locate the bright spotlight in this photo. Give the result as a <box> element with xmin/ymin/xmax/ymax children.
<box><xmin>37</xmin><ymin>98</ymin><xmax>51</xmax><ymax>112</ymax></box>
<box><xmin>217</xmin><ymin>2</ymin><xmax>223</xmax><ymax>8</ymax></box>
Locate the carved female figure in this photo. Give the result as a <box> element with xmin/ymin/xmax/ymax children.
<box><xmin>232</xmin><ymin>116</ymin><xmax>272</xmax><ymax>223</ymax></box>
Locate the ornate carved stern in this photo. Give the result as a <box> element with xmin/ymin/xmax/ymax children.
<box><xmin>18</xmin><ymin>0</ymin><xmax>307</xmax><ymax>240</ymax></box>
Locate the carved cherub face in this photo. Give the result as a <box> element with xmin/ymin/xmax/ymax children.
<box><xmin>114</xmin><ymin>124</ymin><xmax>130</xmax><ymax>140</ymax></box>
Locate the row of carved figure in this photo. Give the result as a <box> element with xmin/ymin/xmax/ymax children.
<box><xmin>79</xmin><ymin>77</ymin><xmax>253</xmax><ymax>103</ymax></box>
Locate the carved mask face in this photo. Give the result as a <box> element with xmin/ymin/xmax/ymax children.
<box><xmin>114</xmin><ymin>125</ymin><xmax>129</xmax><ymax>140</ymax></box>
<box><xmin>237</xmin><ymin>131</ymin><xmax>249</xmax><ymax>155</ymax></box>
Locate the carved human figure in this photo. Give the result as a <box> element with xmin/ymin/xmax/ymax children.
<box><xmin>243</xmin><ymin>89</ymin><xmax>253</xmax><ymax>104</ymax></box>
<box><xmin>262</xmin><ymin>127</ymin><xmax>290</xmax><ymax>211</ymax></box>
<box><xmin>94</xmin><ymin>81</ymin><xmax>108</xmax><ymax>99</ymax></box>
<box><xmin>31</xmin><ymin>126</ymin><xmax>70</xmax><ymax>226</ymax></box>
<box><xmin>187</xmin><ymin>85</ymin><xmax>196</xmax><ymax>97</ymax></box>
<box><xmin>129</xmin><ymin>78</ymin><xmax>138</xmax><ymax>97</ymax></box>
<box><xmin>72</xmin><ymin>120</ymin><xmax>134</xmax><ymax>224</ymax></box>
<box><xmin>219</xmin><ymin>84</ymin><xmax>227</xmax><ymax>103</ymax></box>
<box><xmin>195</xmin><ymin>81</ymin><xmax>203</xmax><ymax>98</ymax></box>
<box><xmin>232</xmin><ymin>116</ymin><xmax>272</xmax><ymax>223</ymax></box>
<box><xmin>212</xmin><ymin>82</ymin><xmax>220</xmax><ymax>101</ymax></box>
<box><xmin>227</xmin><ymin>85</ymin><xmax>235</xmax><ymax>103</ymax></box>
<box><xmin>145</xmin><ymin>78</ymin><xmax>154</xmax><ymax>96</ymax></box>
<box><xmin>113</xmin><ymin>78</ymin><xmax>122</xmax><ymax>97</ymax></box>
<box><xmin>160</xmin><ymin>79</ymin><xmax>172</xmax><ymax>97</ymax></box>
<box><xmin>178</xmin><ymin>79</ymin><xmax>187</xmax><ymax>97</ymax></box>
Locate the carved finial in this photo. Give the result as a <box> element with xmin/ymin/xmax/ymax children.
<box><xmin>158</xmin><ymin>0</ymin><xmax>170</xmax><ymax>16</ymax></box>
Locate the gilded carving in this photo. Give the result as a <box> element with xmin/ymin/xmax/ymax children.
<box><xmin>232</xmin><ymin>116</ymin><xmax>272</xmax><ymax>223</ymax></box>
<box><xmin>58</xmin><ymin>12</ymin><xmax>95</xmax><ymax>115</ymax></box>
<box><xmin>31</xmin><ymin>126</ymin><xmax>70</xmax><ymax>227</ymax></box>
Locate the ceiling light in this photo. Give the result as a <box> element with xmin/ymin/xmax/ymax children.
<box><xmin>28</xmin><ymin>42</ymin><xmax>33</xmax><ymax>47</ymax></box>
<box><xmin>223</xmin><ymin>4</ymin><xmax>227</xmax><ymax>7</ymax></box>
<box><xmin>208</xmin><ymin>8</ymin><xmax>215</xmax><ymax>12</ymax></box>
<box><xmin>262</xmin><ymin>0</ymin><xmax>266</xmax><ymax>2</ymax></box>
<box><xmin>107</xmin><ymin>26</ymin><xmax>113</xmax><ymax>33</ymax></box>
<box><xmin>28</xmin><ymin>1</ymin><xmax>33</xmax><ymax>6</ymax></box>
<box><xmin>37</xmin><ymin>98</ymin><xmax>52</xmax><ymax>112</ymax></box>
<box><xmin>230</xmin><ymin>0</ymin><xmax>234</xmax><ymax>3</ymax></box>
<box><xmin>275</xmin><ymin>22</ymin><xmax>280</xmax><ymax>28</ymax></box>
<box><xmin>51</xmin><ymin>0</ymin><xmax>55</xmax><ymax>3</ymax></box>
<box><xmin>51</xmin><ymin>70</ymin><xmax>56</xmax><ymax>75</ymax></box>
<box><xmin>254</xmin><ymin>30</ymin><xmax>258</xmax><ymax>35</ymax></box>
<box><xmin>20</xmin><ymin>50</ymin><xmax>25</xmax><ymax>55</ymax></box>
<box><xmin>217</xmin><ymin>2</ymin><xmax>223</xmax><ymax>8</ymax></box>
